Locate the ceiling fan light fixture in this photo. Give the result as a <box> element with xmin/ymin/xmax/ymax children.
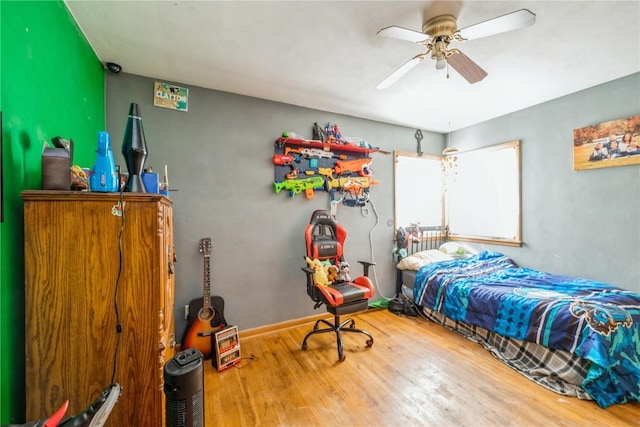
<box><xmin>376</xmin><ymin>9</ymin><xmax>536</xmax><ymax>88</ymax></box>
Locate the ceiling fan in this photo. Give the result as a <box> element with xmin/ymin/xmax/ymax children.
<box><xmin>376</xmin><ymin>9</ymin><xmax>536</xmax><ymax>89</ymax></box>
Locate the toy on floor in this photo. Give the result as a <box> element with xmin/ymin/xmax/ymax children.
<box><xmin>306</xmin><ymin>257</ymin><xmax>330</xmax><ymax>286</ymax></box>
<box><xmin>338</xmin><ymin>261</ymin><xmax>351</xmax><ymax>282</ymax></box>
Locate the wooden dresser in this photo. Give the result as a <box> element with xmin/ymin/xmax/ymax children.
<box><xmin>22</xmin><ymin>191</ymin><xmax>176</xmax><ymax>426</ymax></box>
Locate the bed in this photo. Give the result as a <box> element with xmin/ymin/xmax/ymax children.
<box><xmin>394</xmin><ymin>225</ymin><xmax>451</xmax><ymax>296</ymax></box>
<box><xmin>395</xmin><ymin>228</ymin><xmax>640</xmax><ymax>408</ymax></box>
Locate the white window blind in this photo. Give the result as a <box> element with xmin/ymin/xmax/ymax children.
<box><xmin>394</xmin><ymin>152</ymin><xmax>443</xmax><ymax>229</ymax></box>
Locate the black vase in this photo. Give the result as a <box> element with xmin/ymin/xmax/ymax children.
<box><xmin>121</xmin><ymin>102</ymin><xmax>148</xmax><ymax>192</ymax></box>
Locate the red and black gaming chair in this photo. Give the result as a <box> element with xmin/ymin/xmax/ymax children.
<box><xmin>301</xmin><ymin>209</ymin><xmax>374</xmax><ymax>361</ymax></box>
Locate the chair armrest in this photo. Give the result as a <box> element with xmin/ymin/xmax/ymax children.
<box><xmin>301</xmin><ymin>267</ymin><xmax>315</xmax><ymax>285</ymax></box>
<box><xmin>301</xmin><ymin>267</ymin><xmax>323</xmax><ymax>308</ymax></box>
<box><xmin>357</xmin><ymin>261</ymin><xmax>376</xmax><ymax>277</ymax></box>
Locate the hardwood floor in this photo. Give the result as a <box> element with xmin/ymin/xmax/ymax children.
<box><xmin>204</xmin><ymin>309</ymin><xmax>639</xmax><ymax>426</ymax></box>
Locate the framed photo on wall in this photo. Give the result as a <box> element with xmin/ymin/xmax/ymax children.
<box><xmin>573</xmin><ymin>114</ymin><xmax>640</xmax><ymax>171</ymax></box>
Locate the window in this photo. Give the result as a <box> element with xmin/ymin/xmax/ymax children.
<box><xmin>446</xmin><ymin>141</ymin><xmax>521</xmax><ymax>245</ymax></box>
<box><xmin>394</xmin><ymin>151</ymin><xmax>443</xmax><ymax>229</ymax></box>
<box><xmin>394</xmin><ymin>140</ymin><xmax>522</xmax><ymax>246</ymax></box>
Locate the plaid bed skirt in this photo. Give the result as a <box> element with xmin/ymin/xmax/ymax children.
<box><xmin>421</xmin><ymin>306</ymin><xmax>593</xmax><ymax>400</ymax></box>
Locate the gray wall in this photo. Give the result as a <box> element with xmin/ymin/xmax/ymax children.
<box><xmin>106</xmin><ymin>72</ymin><xmax>639</xmax><ymax>343</ymax></box>
<box><xmin>450</xmin><ymin>72</ymin><xmax>640</xmax><ymax>292</ymax></box>
<box><xmin>106</xmin><ymin>73</ymin><xmax>443</xmax><ymax>341</ymax></box>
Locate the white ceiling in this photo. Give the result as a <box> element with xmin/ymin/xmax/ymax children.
<box><xmin>65</xmin><ymin>0</ymin><xmax>640</xmax><ymax>133</ymax></box>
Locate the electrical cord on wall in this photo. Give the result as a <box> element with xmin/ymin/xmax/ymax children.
<box><xmin>365</xmin><ymin>198</ymin><xmax>395</xmax><ymax>301</ymax></box>
<box><xmin>110</xmin><ymin>186</ymin><xmax>125</xmax><ymax>384</ymax></box>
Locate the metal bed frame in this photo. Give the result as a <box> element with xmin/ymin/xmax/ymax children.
<box><xmin>395</xmin><ymin>225</ymin><xmax>449</xmax><ymax>296</ymax></box>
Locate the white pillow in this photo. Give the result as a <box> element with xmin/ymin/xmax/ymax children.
<box><xmin>397</xmin><ymin>249</ymin><xmax>453</xmax><ymax>270</ymax></box>
<box><xmin>439</xmin><ymin>242</ymin><xmax>466</xmax><ymax>256</ymax></box>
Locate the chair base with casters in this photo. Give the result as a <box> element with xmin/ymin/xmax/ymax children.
<box><xmin>302</xmin><ymin>209</ymin><xmax>376</xmax><ymax>362</ymax></box>
<box><xmin>301</xmin><ymin>299</ymin><xmax>374</xmax><ymax>362</ymax></box>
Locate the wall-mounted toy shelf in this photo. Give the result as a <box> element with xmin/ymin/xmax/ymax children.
<box><xmin>275</xmin><ymin>137</ymin><xmax>381</xmax><ymax>155</ymax></box>
<box><xmin>272</xmin><ymin>134</ymin><xmax>379</xmax><ymax>205</ymax></box>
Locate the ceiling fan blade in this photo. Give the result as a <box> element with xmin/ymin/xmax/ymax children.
<box><xmin>376</xmin><ymin>54</ymin><xmax>426</xmax><ymax>89</ymax></box>
<box><xmin>447</xmin><ymin>51</ymin><xmax>488</xmax><ymax>84</ymax></box>
<box><xmin>377</xmin><ymin>25</ymin><xmax>430</xmax><ymax>43</ymax></box>
<box><xmin>457</xmin><ymin>9</ymin><xmax>535</xmax><ymax>41</ymax></box>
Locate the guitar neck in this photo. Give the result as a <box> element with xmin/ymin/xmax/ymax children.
<box><xmin>203</xmin><ymin>253</ymin><xmax>211</xmax><ymax>309</ymax></box>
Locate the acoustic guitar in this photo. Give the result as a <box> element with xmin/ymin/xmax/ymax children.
<box><xmin>182</xmin><ymin>238</ymin><xmax>227</xmax><ymax>359</ymax></box>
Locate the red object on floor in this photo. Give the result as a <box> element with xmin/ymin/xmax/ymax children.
<box><xmin>44</xmin><ymin>400</ymin><xmax>69</xmax><ymax>427</ymax></box>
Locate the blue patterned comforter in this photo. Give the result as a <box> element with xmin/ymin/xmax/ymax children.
<box><xmin>413</xmin><ymin>251</ymin><xmax>640</xmax><ymax>407</ymax></box>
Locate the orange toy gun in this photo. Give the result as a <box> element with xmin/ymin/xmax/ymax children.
<box><xmin>272</xmin><ymin>154</ymin><xmax>294</xmax><ymax>165</ymax></box>
<box><xmin>333</xmin><ymin>158</ymin><xmax>373</xmax><ymax>177</ymax></box>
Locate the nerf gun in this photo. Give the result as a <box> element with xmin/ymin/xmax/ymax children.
<box><xmin>333</xmin><ymin>158</ymin><xmax>373</xmax><ymax>177</ymax></box>
<box><xmin>284</xmin><ymin>146</ymin><xmax>344</xmax><ymax>160</ymax></box>
<box><xmin>272</xmin><ymin>154</ymin><xmax>295</xmax><ymax>165</ymax></box>
<box><xmin>317</xmin><ymin>167</ymin><xmax>335</xmax><ymax>179</ymax></box>
<box><xmin>325</xmin><ymin>176</ymin><xmax>378</xmax><ymax>193</ymax></box>
<box><xmin>273</xmin><ymin>176</ymin><xmax>325</xmax><ymax>199</ymax></box>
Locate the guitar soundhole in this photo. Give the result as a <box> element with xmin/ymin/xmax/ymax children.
<box><xmin>198</xmin><ymin>307</ymin><xmax>215</xmax><ymax>321</ymax></box>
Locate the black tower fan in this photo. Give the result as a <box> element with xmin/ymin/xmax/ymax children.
<box><xmin>164</xmin><ymin>348</ymin><xmax>204</xmax><ymax>427</ymax></box>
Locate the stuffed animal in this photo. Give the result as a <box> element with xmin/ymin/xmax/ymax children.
<box><xmin>306</xmin><ymin>257</ymin><xmax>330</xmax><ymax>287</ymax></box>
<box><xmin>325</xmin><ymin>265</ymin><xmax>339</xmax><ymax>283</ymax></box>
<box><xmin>338</xmin><ymin>261</ymin><xmax>351</xmax><ymax>282</ymax></box>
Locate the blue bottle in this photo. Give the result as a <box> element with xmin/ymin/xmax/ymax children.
<box><xmin>90</xmin><ymin>131</ymin><xmax>119</xmax><ymax>192</ymax></box>
<box><xmin>142</xmin><ymin>168</ymin><xmax>159</xmax><ymax>194</ymax></box>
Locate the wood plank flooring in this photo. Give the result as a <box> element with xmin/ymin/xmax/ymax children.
<box><xmin>204</xmin><ymin>309</ymin><xmax>639</xmax><ymax>426</ymax></box>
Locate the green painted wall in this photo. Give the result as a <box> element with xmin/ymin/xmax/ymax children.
<box><xmin>0</xmin><ymin>1</ymin><xmax>105</xmax><ymax>423</ymax></box>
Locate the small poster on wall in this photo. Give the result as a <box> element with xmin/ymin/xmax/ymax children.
<box><xmin>573</xmin><ymin>114</ymin><xmax>640</xmax><ymax>171</ymax></box>
<box><xmin>153</xmin><ymin>81</ymin><xmax>188</xmax><ymax>112</ymax></box>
